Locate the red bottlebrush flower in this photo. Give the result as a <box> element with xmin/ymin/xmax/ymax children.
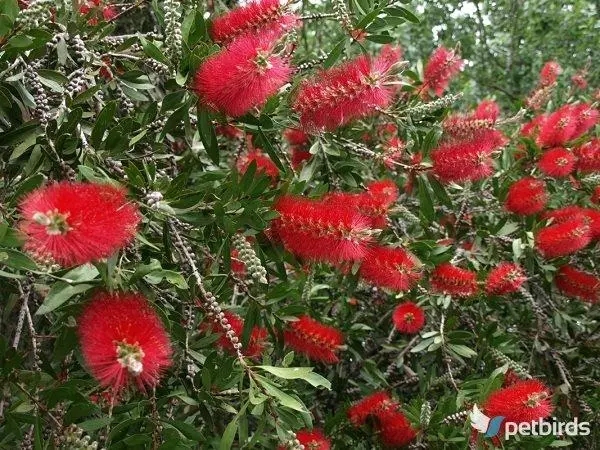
<box><xmin>536</xmin><ymin>105</ymin><xmax>578</xmax><ymax>148</ymax></box>
<box><xmin>555</xmin><ymin>265</ymin><xmax>600</xmax><ymax>303</ymax></box>
<box><xmin>569</xmin><ymin>103</ymin><xmax>599</xmax><ymax>140</ymax></box>
<box><xmin>535</xmin><ymin>216</ymin><xmax>592</xmax><ymax>258</ymax></box>
<box><xmin>77</xmin><ymin>291</ymin><xmax>172</xmax><ymax>391</ymax></box>
<box><xmin>284</xmin><ymin>128</ymin><xmax>309</xmax><ymax>147</ymax></box>
<box><xmin>485</xmin><ymin>262</ymin><xmax>526</xmax><ymax>295</ymax></box>
<box><xmin>542</xmin><ymin>206</ymin><xmax>600</xmax><ymax>239</ymax></box>
<box><xmin>364</xmin><ymin>179</ymin><xmax>399</xmax><ymax>209</ymax></box>
<box><xmin>291</xmin><ymin>148</ymin><xmax>312</xmax><ymax>168</ymax></box>
<box><xmin>443</xmin><ymin>100</ymin><xmax>501</xmax><ymax>140</ymax></box>
<box><xmin>348</xmin><ymin>391</ymin><xmax>398</xmax><ymax>426</ymax></box>
<box><xmin>272</xmin><ymin>195</ymin><xmax>374</xmax><ymax>264</ymax></box>
<box><xmin>359</xmin><ymin>246</ymin><xmax>422</xmax><ymax>292</ymax></box>
<box><xmin>377</xmin><ymin>411</ymin><xmax>417</xmax><ymax>447</ymax></box>
<box><xmin>203</xmin><ymin>311</ymin><xmax>267</xmax><ymax>358</ymax></box>
<box><xmin>538</xmin><ymin>147</ymin><xmax>575</xmax><ymax>177</ymax></box>
<box><xmin>483</xmin><ymin>379</ymin><xmax>553</xmax><ymax>424</ymax></box>
<box><xmin>102</xmin><ymin>5</ymin><xmax>117</xmax><ymax>21</ymax></box>
<box><xmin>432</xmin><ymin>133</ymin><xmax>504</xmax><ymax>183</ymax></box>
<box><xmin>294</xmin><ymin>46</ymin><xmax>401</xmax><ymax>130</ymax></box>
<box><xmin>423</xmin><ymin>46</ymin><xmax>464</xmax><ymax>96</ymax></box>
<box><xmin>430</xmin><ymin>263</ymin><xmax>478</xmax><ymax>297</ymax></box>
<box><xmin>194</xmin><ymin>33</ymin><xmax>292</xmax><ymax>117</ymax></box>
<box><xmin>236</xmin><ymin>149</ymin><xmax>279</xmax><ymax>181</ymax></box>
<box><xmin>504</xmin><ymin>177</ymin><xmax>547</xmax><ymax>216</ymax></box>
<box><xmin>392</xmin><ymin>302</ymin><xmax>425</xmax><ymax>334</ymax></box>
<box><xmin>592</xmin><ymin>186</ymin><xmax>600</xmax><ymax>204</ymax></box>
<box><xmin>277</xmin><ymin>429</ymin><xmax>330</xmax><ymax>450</ymax></box>
<box><xmin>283</xmin><ymin>315</ymin><xmax>343</xmax><ymax>364</ymax></box>
<box><xmin>571</xmin><ymin>72</ymin><xmax>588</xmax><ymax>90</ymax></box>
<box><xmin>324</xmin><ymin>180</ymin><xmax>398</xmax><ymax>228</ymax></box>
<box><xmin>474</xmin><ymin>99</ymin><xmax>501</xmax><ymax>121</ymax></box>
<box><xmin>19</xmin><ymin>182</ymin><xmax>139</xmax><ymax>267</ymax></box>
<box><xmin>539</xmin><ymin>61</ymin><xmax>562</xmax><ymax>87</ymax></box>
<box><xmin>520</xmin><ymin>114</ymin><xmax>547</xmax><ymax>138</ymax></box>
<box><xmin>575</xmin><ymin>138</ymin><xmax>600</xmax><ymax>173</ymax></box>
<box><xmin>209</xmin><ymin>0</ymin><xmax>298</xmax><ymax>45</ymax></box>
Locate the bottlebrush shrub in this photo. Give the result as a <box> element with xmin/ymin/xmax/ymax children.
<box><xmin>1</xmin><ymin>0</ymin><xmax>600</xmax><ymax>448</ymax></box>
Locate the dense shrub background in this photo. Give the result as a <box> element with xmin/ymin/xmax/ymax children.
<box><xmin>0</xmin><ymin>0</ymin><xmax>598</xmax><ymax>449</ymax></box>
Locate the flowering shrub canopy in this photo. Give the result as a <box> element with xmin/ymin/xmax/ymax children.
<box><xmin>0</xmin><ymin>0</ymin><xmax>598</xmax><ymax>449</ymax></box>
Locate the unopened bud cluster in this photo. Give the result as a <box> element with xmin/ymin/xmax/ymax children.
<box><xmin>206</xmin><ymin>295</ymin><xmax>244</xmax><ymax>358</ymax></box>
<box><xmin>145</xmin><ymin>191</ymin><xmax>163</xmax><ymax>210</ymax></box>
<box><xmin>332</xmin><ymin>0</ymin><xmax>353</xmax><ymax>32</ymax></box>
<box><xmin>115</xmin><ymin>84</ymin><xmax>134</xmax><ymax>114</ymax></box>
<box><xmin>284</xmin><ymin>431</ymin><xmax>306</xmax><ymax>450</ymax></box>
<box><xmin>163</xmin><ymin>0</ymin><xmax>182</xmax><ymax>63</ymax></box>
<box><xmin>66</xmin><ymin>68</ymin><xmax>88</xmax><ymax>98</ymax></box>
<box><xmin>59</xmin><ymin>425</ymin><xmax>102</xmax><ymax>450</ymax></box>
<box><xmin>420</xmin><ymin>401</ymin><xmax>432</xmax><ymax>427</ymax></box>
<box><xmin>231</xmin><ymin>233</ymin><xmax>268</xmax><ymax>284</ymax></box>
<box><xmin>295</xmin><ymin>54</ymin><xmax>328</xmax><ymax>73</ymax></box>
<box><xmin>23</xmin><ymin>64</ymin><xmax>49</xmax><ymax>126</ymax></box>
<box><xmin>489</xmin><ymin>347</ymin><xmax>531</xmax><ymax>379</ymax></box>
<box><xmin>404</xmin><ymin>93</ymin><xmax>462</xmax><ymax>119</ymax></box>
<box><xmin>17</xmin><ymin>0</ymin><xmax>53</xmax><ymax>31</ymax></box>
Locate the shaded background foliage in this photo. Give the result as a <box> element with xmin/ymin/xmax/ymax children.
<box><xmin>399</xmin><ymin>0</ymin><xmax>599</xmax><ymax>108</ymax></box>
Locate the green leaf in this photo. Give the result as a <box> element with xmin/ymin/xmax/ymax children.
<box><xmin>448</xmin><ymin>344</ymin><xmax>477</xmax><ymax>358</ymax></box>
<box><xmin>324</xmin><ymin>39</ymin><xmax>346</xmax><ymax>69</ymax></box>
<box><xmin>91</xmin><ymin>101</ymin><xmax>117</xmax><ymax>149</ymax></box>
<box><xmin>428</xmin><ymin>175</ymin><xmax>452</xmax><ymax>208</ymax></box>
<box><xmin>366</xmin><ymin>34</ymin><xmax>395</xmax><ymax>44</ymax></box>
<box><xmin>78</xmin><ymin>417</ymin><xmax>112</xmax><ymax>433</ymax></box>
<box><xmin>163</xmin><ymin>419</ymin><xmax>203</xmax><ymax>441</ymax></box>
<box><xmin>198</xmin><ymin>108</ymin><xmax>219</xmax><ymax>164</ymax></box>
<box><xmin>417</xmin><ymin>175</ymin><xmax>434</xmax><ymax>223</ymax></box>
<box><xmin>139</xmin><ymin>36</ymin><xmax>169</xmax><ymax>65</ymax></box>
<box><xmin>0</xmin><ymin>248</ymin><xmax>38</xmax><ymax>271</ymax></box>
<box><xmin>257</xmin><ymin>128</ymin><xmax>285</xmax><ymax>172</ymax></box>
<box><xmin>219</xmin><ymin>415</ymin><xmax>238</xmax><ymax>450</ymax></box>
<box><xmin>386</xmin><ymin>6</ymin><xmax>420</xmax><ymax>23</ymax></box>
<box><xmin>36</xmin><ymin>282</ymin><xmax>93</xmax><ymax>315</ymax></box>
<box><xmin>257</xmin><ymin>366</ymin><xmax>331</xmax><ymax>389</ymax></box>
<box><xmin>254</xmin><ymin>375</ymin><xmax>307</xmax><ymax>412</ymax></box>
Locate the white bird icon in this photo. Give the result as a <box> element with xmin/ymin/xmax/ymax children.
<box><xmin>469</xmin><ymin>404</ymin><xmax>491</xmax><ymax>434</ymax></box>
